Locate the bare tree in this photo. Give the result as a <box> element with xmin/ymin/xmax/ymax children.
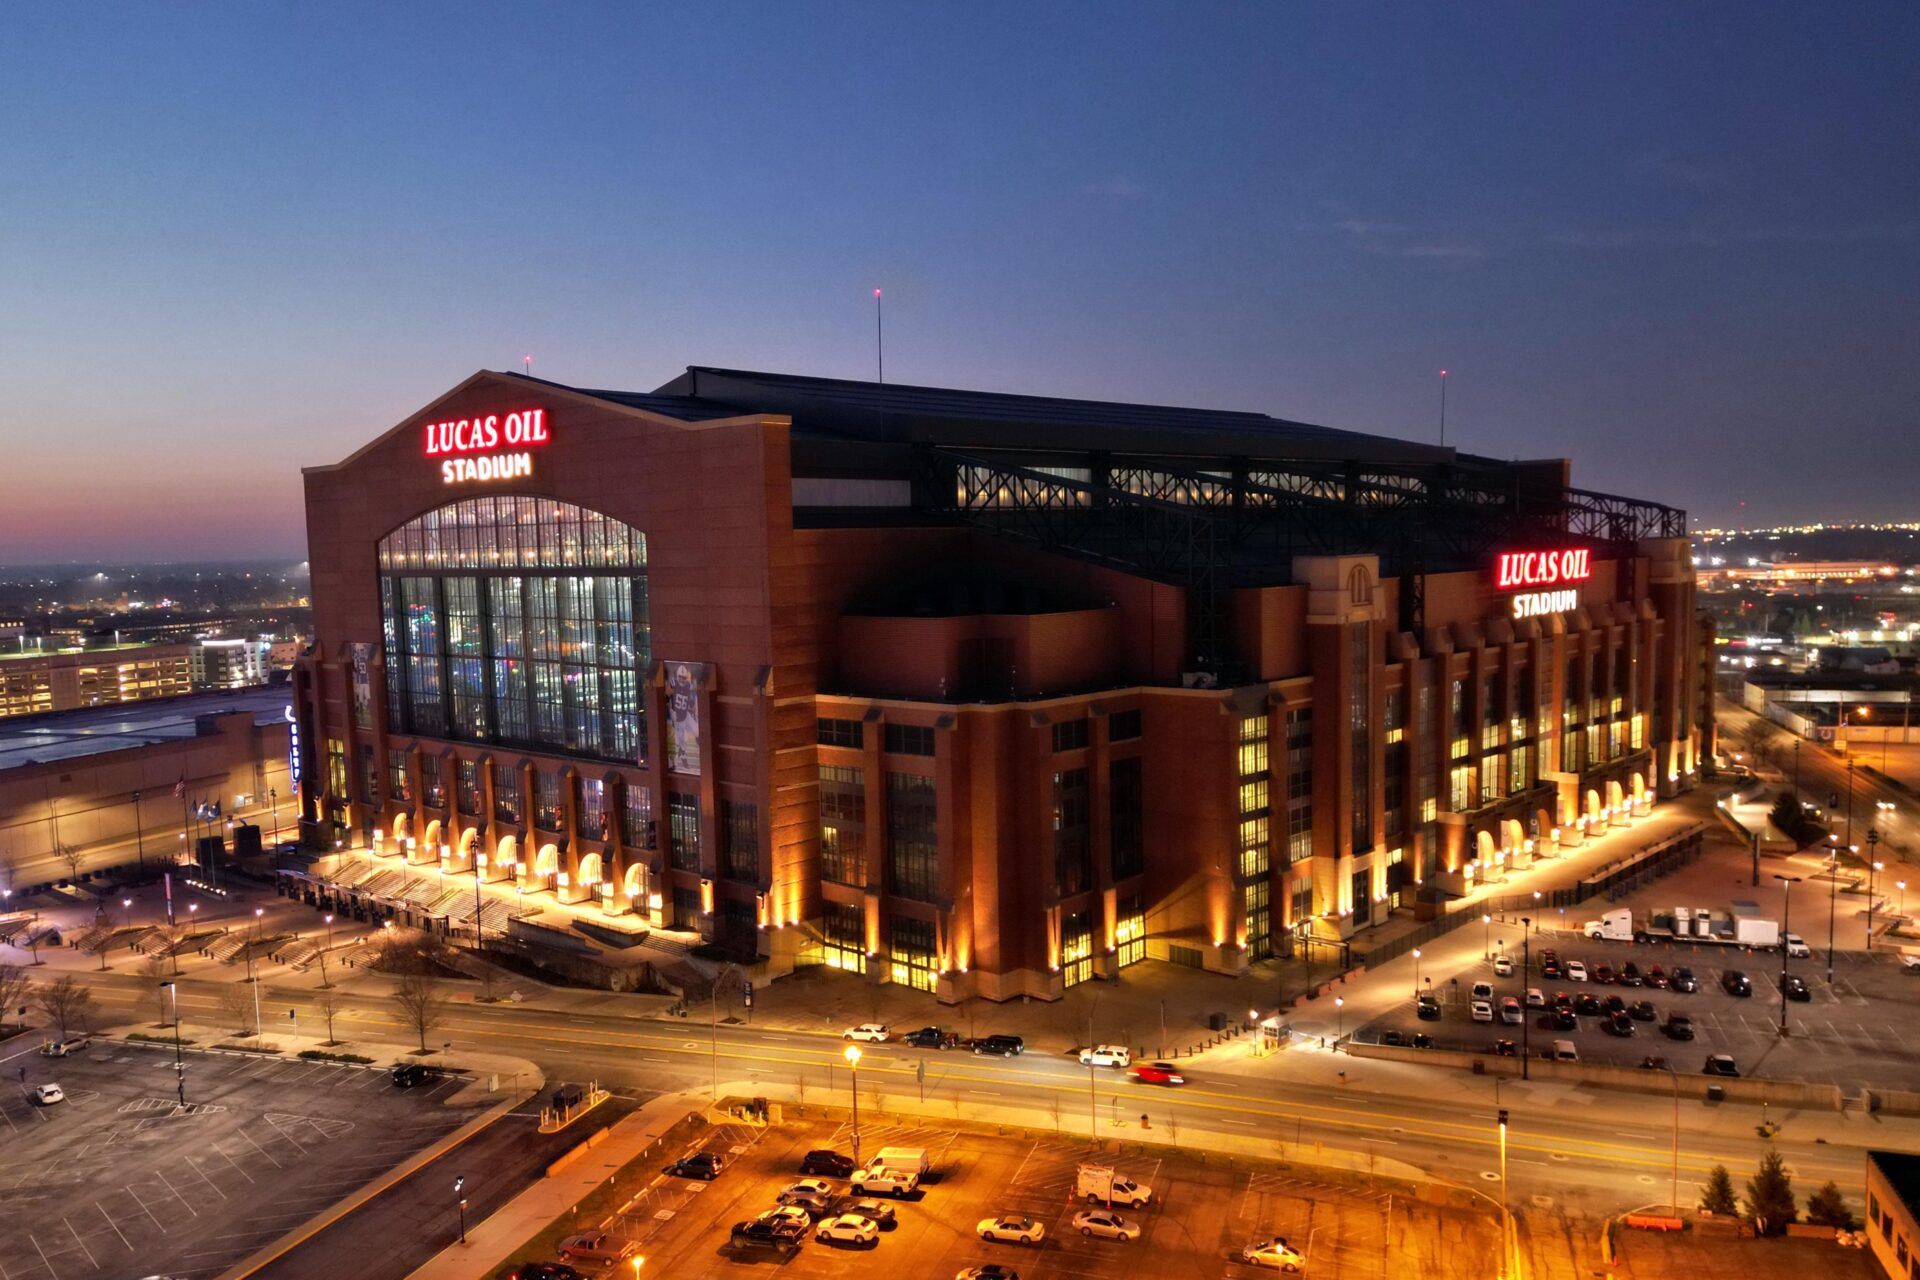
<box><xmin>0</xmin><ymin>962</ymin><xmax>30</xmax><ymax>1033</ymax></box>
<box><xmin>220</xmin><ymin>983</ymin><xmax>257</xmax><ymax>1037</ymax></box>
<box><xmin>793</xmin><ymin>1070</ymin><xmax>809</xmax><ymax>1108</ymax></box>
<box><xmin>33</xmin><ymin>975</ymin><xmax>98</xmax><ymax>1041</ymax></box>
<box><xmin>141</xmin><ymin>955</ymin><xmax>172</xmax><ymax>1025</ymax></box>
<box><xmin>56</xmin><ymin>844</ymin><xmax>84</xmax><ymax>883</ymax></box>
<box><xmin>313</xmin><ymin>986</ymin><xmax>344</xmax><ymax>1046</ymax></box>
<box><xmin>392</xmin><ymin>971</ymin><xmax>447</xmax><ymax>1053</ymax></box>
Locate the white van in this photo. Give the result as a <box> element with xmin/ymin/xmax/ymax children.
<box><xmin>866</xmin><ymin>1146</ymin><xmax>930</xmax><ymax>1177</ymax></box>
<box><xmin>1077</xmin><ymin>1163</ymin><xmax>1153</xmax><ymax>1207</ymax></box>
<box><xmin>1551</xmin><ymin>1039</ymin><xmax>1579</xmax><ymax>1063</ymax></box>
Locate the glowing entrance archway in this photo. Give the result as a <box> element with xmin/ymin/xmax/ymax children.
<box><xmin>533</xmin><ymin>842</ymin><xmax>561</xmax><ymax>890</ymax></box>
<box><xmin>497</xmin><ymin>834</ymin><xmax>518</xmax><ymax>878</ymax></box>
<box><xmin>391</xmin><ymin>812</ymin><xmax>411</xmax><ymax>843</ymax></box>
<box><xmin>423</xmin><ymin>818</ymin><xmax>442</xmax><ymax>851</ymax></box>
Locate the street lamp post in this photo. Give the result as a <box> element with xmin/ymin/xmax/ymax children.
<box><xmin>1519</xmin><ymin>918</ymin><xmax>1532</xmax><ymax>1080</ymax></box>
<box><xmin>1497</xmin><ymin>1109</ymin><xmax>1514</xmax><ymax>1280</ymax></box>
<box><xmin>132</xmin><ymin>790</ymin><xmax>145</xmax><ymax>873</ymax></box>
<box><xmin>844</xmin><ymin>1044</ymin><xmax>863</xmax><ymax>1166</ymax></box>
<box><xmin>1660</xmin><ymin>1063</ymin><xmax>1681</xmax><ymax>1215</ymax></box>
<box><xmin>1482</xmin><ymin>913</ymin><xmax>1491</xmax><ymax>960</ymax></box>
<box><xmin>269</xmin><ymin>787</ymin><xmax>278</xmax><ymax>841</ymax></box>
<box><xmin>162</xmin><ymin>980</ymin><xmax>186</xmax><ymax>1106</ymax></box>
<box><xmin>1826</xmin><ymin>841</ymin><xmax>1840</xmax><ymax>985</ymax></box>
<box><xmin>1334</xmin><ymin>996</ymin><xmax>1344</xmax><ymax>1050</ymax></box>
<box><xmin>122</xmin><ymin>897</ymin><xmax>132</xmax><ymax>929</ymax></box>
<box><xmin>454</xmin><ymin>1175</ymin><xmax>467</xmax><ymax>1243</ymax></box>
<box><xmin>248</xmin><ymin>906</ymin><xmax>264</xmax><ymax>1037</ymax></box>
<box><xmin>1772</xmin><ymin>874</ymin><xmax>1802</xmax><ymax>1036</ymax></box>
<box><xmin>1411</xmin><ymin>948</ymin><xmax>1422</xmax><ymax>1002</ymax></box>
<box><xmin>1868</xmin><ymin>837</ymin><xmax>1883</xmax><ymax>950</ymax></box>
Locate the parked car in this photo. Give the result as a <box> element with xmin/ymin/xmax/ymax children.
<box><xmin>1703</xmin><ymin>1054</ymin><xmax>1740</xmax><ymax>1077</ymax></box>
<box><xmin>1416</xmin><ymin>995</ymin><xmax>1442</xmax><ymax>1020</ymax></box>
<box><xmin>1646</xmin><ymin>965</ymin><xmax>1670</xmax><ymax>989</ymax></box>
<box><xmin>557</xmin><ymin>1230</ymin><xmax>634</xmax><ymax>1265</ymax></box>
<box><xmin>390</xmin><ymin>1063</ymin><xmax>440</xmax><ymax>1088</ymax></box>
<box><xmin>1079</xmin><ymin>1045</ymin><xmax>1131</xmax><ymax>1067</ymax></box>
<box><xmin>1410</xmin><ymin>1033</ymin><xmax>1434</xmax><ymax>1048</ymax></box>
<box><xmin>1592</xmin><ymin>963</ymin><xmax>1617</xmax><ymax>985</ymax></box>
<box><xmin>1574</xmin><ymin>993</ymin><xmax>1603</xmax><ymax>1017</ymax></box>
<box><xmin>843</xmin><ymin>1023</ymin><xmax>892</xmax><ymax>1043</ymax></box>
<box><xmin>667</xmin><ymin>1150</ymin><xmax>726</xmax><ymax>1180</ymax></box>
<box><xmin>30</xmin><ymin>1083</ymin><xmax>63</xmax><ymax>1106</ymax></box>
<box><xmin>1664</xmin><ymin>1015</ymin><xmax>1695</xmax><ymax>1041</ymax></box>
<box><xmin>1493</xmin><ymin>954</ymin><xmax>1515</xmax><ymax>977</ymax></box>
<box><xmin>776</xmin><ymin>1179</ymin><xmax>836</xmax><ymax>1214</ymax></box>
<box><xmin>1566</xmin><ymin>961</ymin><xmax>1589</xmax><ymax>982</ymax></box>
<box><xmin>1721</xmin><ymin>970</ymin><xmax>1753</xmax><ymax>997</ymax></box>
<box><xmin>978</xmin><ymin>1214</ymin><xmax>1046</xmax><ymax>1244</ymax></box>
<box><xmin>1901</xmin><ymin>953</ymin><xmax>1920</xmax><ymax>974</ymax></box>
<box><xmin>1784</xmin><ymin>933</ymin><xmax>1812</xmax><ymax>958</ymax></box>
<box><xmin>38</xmin><ymin>1036</ymin><xmax>90</xmax><ymax>1057</ymax></box>
<box><xmin>1628</xmin><ymin>1000</ymin><xmax>1657</xmax><ymax>1021</ymax></box>
<box><xmin>903</xmin><ymin>1026</ymin><xmax>959</xmax><ymax>1049</ymax></box>
<box><xmin>1492</xmin><ymin>1039</ymin><xmax>1518</xmax><ymax>1057</ymax></box>
<box><xmin>1639</xmin><ymin>1056</ymin><xmax>1670</xmax><ymax>1071</ymax></box>
<box><xmin>1471</xmin><ymin>981</ymin><xmax>1495</xmax><ymax>1002</ymax></box>
<box><xmin>1380</xmin><ymin>1030</ymin><xmax>1407</xmax><ymax>1046</ymax></box>
<box><xmin>1550</xmin><ymin>1008</ymin><xmax>1578</xmax><ymax>1031</ymax></box>
<box><xmin>1240</xmin><ymin>1236</ymin><xmax>1306</xmax><ymax>1271</ymax></box>
<box><xmin>1550</xmin><ymin>1040</ymin><xmax>1579</xmax><ymax>1062</ymax></box>
<box><xmin>1619</xmin><ymin>962</ymin><xmax>1645</xmax><ymax>987</ymax></box>
<box><xmin>1071</xmin><ymin>1209</ymin><xmax>1141</xmax><ymax>1241</ymax></box>
<box><xmin>1671</xmin><ymin>966</ymin><xmax>1700</xmax><ymax>993</ymax></box>
<box><xmin>730</xmin><ymin>1218</ymin><xmax>805</xmax><ymax>1249</ymax></box>
<box><xmin>1525</xmin><ymin>987</ymin><xmax>1546</xmax><ymax>1008</ymax></box>
<box><xmin>1471</xmin><ymin>999</ymin><xmax>1494</xmax><ymax>1023</ymax></box>
<box><xmin>799</xmin><ymin>1149</ymin><xmax>855</xmax><ymax>1178</ymax></box>
<box><xmin>1541</xmin><ymin>956</ymin><xmax>1564</xmax><ymax>980</ymax></box>
<box><xmin>1783</xmin><ymin>974</ymin><xmax>1811</xmax><ymax>1002</ymax></box>
<box><xmin>972</xmin><ymin>1034</ymin><xmax>1025</xmax><ymax>1057</ymax></box>
<box><xmin>1128</xmin><ymin>1062</ymin><xmax>1185</xmax><ymax>1086</ymax></box>
<box><xmin>1603</xmin><ymin>1011</ymin><xmax>1636</xmax><ymax>1037</ymax></box>
<box><xmin>956</xmin><ymin>1267</ymin><xmax>1020</xmax><ymax>1280</ymax></box>
<box><xmin>1500</xmin><ymin>997</ymin><xmax>1523</xmax><ymax>1025</ymax></box>
<box><xmin>814</xmin><ymin>1213</ymin><xmax>880</xmax><ymax>1248</ymax></box>
<box><xmin>508</xmin><ymin>1264</ymin><xmax>583</xmax><ymax>1280</ymax></box>
<box><xmin>1602</xmin><ymin>994</ymin><xmax>1627</xmax><ymax>1015</ymax></box>
<box><xmin>845</xmin><ymin>1198</ymin><xmax>897</xmax><ymax>1229</ymax></box>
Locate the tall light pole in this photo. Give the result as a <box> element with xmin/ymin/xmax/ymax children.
<box><xmin>1519</xmin><ymin>918</ymin><xmax>1532</xmax><ymax>1080</ymax></box>
<box><xmin>1772</xmin><ymin>874</ymin><xmax>1802</xmax><ymax>1036</ymax></box>
<box><xmin>1497</xmin><ymin>1108</ymin><xmax>1512</xmax><ymax>1280</ymax></box>
<box><xmin>1482</xmin><ymin>914</ymin><xmax>1491</xmax><ymax>960</ymax></box>
<box><xmin>453</xmin><ymin>1175</ymin><xmax>467</xmax><ymax>1243</ymax></box>
<box><xmin>248</xmin><ymin>905</ymin><xmax>264</xmax><ymax>1037</ymax></box>
<box><xmin>132</xmin><ymin>790</ymin><xmax>145</xmax><ymax>873</ymax></box>
<box><xmin>122</xmin><ymin>897</ymin><xmax>132</xmax><ymax>929</ymax></box>
<box><xmin>1334</xmin><ymin>996</ymin><xmax>1344</xmax><ymax>1050</ymax></box>
<box><xmin>844</xmin><ymin>1044</ymin><xmax>863</xmax><ymax>1166</ymax></box>
<box><xmin>1868</xmin><ymin>840</ymin><xmax>1883</xmax><ymax>950</ymax></box>
<box><xmin>1411</xmin><ymin>948</ymin><xmax>1422</xmax><ymax>1001</ymax></box>
<box><xmin>162</xmin><ymin>980</ymin><xmax>186</xmax><ymax>1106</ymax></box>
<box><xmin>1660</xmin><ymin>1063</ymin><xmax>1680</xmax><ymax>1215</ymax></box>
<box><xmin>1825</xmin><ymin>840</ymin><xmax>1840</xmax><ymax>985</ymax></box>
<box><xmin>269</xmin><ymin>787</ymin><xmax>278</xmax><ymax>841</ymax></box>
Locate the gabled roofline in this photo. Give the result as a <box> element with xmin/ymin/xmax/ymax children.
<box><xmin>303</xmin><ymin>370</ymin><xmax>780</xmax><ymax>474</ymax></box>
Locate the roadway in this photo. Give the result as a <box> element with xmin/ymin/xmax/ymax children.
<box><xmin>64</xmin><ymin>964</ymin><xmax>1892</xmax><ymax>1221</ymax></box>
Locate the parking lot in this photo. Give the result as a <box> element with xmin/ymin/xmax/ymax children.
<box><xmin>0</xmin><ymin>1037</ymin><xmax>471</xmax><ymax>1279</ymax></box>
<box><xmin>576</xmin><ymin>1116</ymin><xmax>1498</xmax><ymax>1279</ymax></box>
<box><xmin>1357</xmin><ymin>935</ymin><xmax>1920</xmax><ymax>1088</ymax></box>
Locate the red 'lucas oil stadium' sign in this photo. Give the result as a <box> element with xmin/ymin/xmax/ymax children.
<box><xmin>1496</xmin><ymin>548</ymin><xmax>1591</xmax><ymax>619</ymax></box>
<box><xmin>424</xmin><ymin>408</ymin><xmax>550</xmax><ymax>484</ymax></box>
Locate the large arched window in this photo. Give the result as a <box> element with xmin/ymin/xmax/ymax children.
<box><xmin>377</xmin><ymin>496</ymin><xmax>650</xmax><ymax>763</ymax></box>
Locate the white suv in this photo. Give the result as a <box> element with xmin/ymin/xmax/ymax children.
<box><xmin>1078</xmin><ymin>1044</ymin><xmax>1131</xmax><ymax>1067</ymax></box>
<box><xmin>842</xmin><ymin>1024</ymin><xmax>891</xmax><ymax>1043</ymax></box>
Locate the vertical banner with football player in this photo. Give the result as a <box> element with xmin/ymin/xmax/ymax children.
<box><xmin>664</xmin><ymin>661</ymin><xmax>707</xmax><ymax>775</ymax></box>
<box><xmin>349</xmin><ymin>643</ymin><xmax>374</xmax><ymax>729</ymax></box>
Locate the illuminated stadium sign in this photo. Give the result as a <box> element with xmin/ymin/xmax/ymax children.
<box><xmin>424</xmin><ymin>408</ymin><xmax>550</xmax><ymax>484</ymax></box>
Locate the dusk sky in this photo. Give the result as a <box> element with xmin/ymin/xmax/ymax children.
<box><xmin>2</xmin><ymin>3</ymin><xmax>1916</xmax><ymax>562</ymax></box>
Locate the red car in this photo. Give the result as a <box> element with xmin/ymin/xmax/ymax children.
<box><xmin>1129</xmin><ymin>1062</ymin><xmax>1186</xmax><ymax>1086</ymax></box>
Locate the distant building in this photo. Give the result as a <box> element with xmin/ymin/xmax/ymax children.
<box><xmin>0</xmin><ymin>643</ymin><xmax>193</xmax><ymax>720</ymax></box>
<box><xmin>190</xmin><ymin>637</ymin><xmax>271</xmax><ymax>690</ymax></box>
<box><xmin>0</xmin><ymin>686</ymin><xmax>291</xmax><ymax>885</ymax></box>
<box><xmin>1866</xmin><ymin>1150</ymin><xmax>1920</xmax><ymax>1279</ymax></box>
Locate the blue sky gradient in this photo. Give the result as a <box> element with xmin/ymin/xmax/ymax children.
<box><xmin>2</xmin><ymin>3</ymin><xmax>1915</xmax><ymax>559</ymax></box>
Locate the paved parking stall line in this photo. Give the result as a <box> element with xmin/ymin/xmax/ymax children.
<box><xmin>59</xmin><ymin>1218</ymin><xmax>98</xmax><ymax>1271</ymax></box>
<box><xmin>93</xmin><ymin>1200</ymin><xmax>134</xmax><ymax>1254</ymax></box>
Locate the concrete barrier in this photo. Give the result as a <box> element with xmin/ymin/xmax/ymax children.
<box><xmin>545</xmin><ymin>1126</ymin><xmax>612</xmax><ymax>1178</ymax></box>
<box><xmin>1345</xmin><ymin>1040</ymin><xmax>1845</xmax><ymax>1110</ymax></box>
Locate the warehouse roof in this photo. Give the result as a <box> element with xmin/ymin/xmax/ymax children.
<box><xmin>0</xmin><ymin>685</ymin><xmax>287</xmax><ymax>772</ymax></box>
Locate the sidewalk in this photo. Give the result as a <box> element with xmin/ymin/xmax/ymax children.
<box><xmin>408</xmin><ymin>1092</ymin><xmax>701</xmax><ymax>1280</ymax></box>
